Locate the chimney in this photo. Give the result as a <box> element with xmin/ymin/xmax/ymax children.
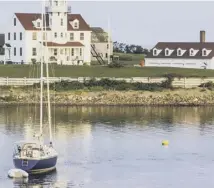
<box><xmin>200</xmin><ymin>30</ymin><xmax>205</xmax><ymax>43</ymax></box>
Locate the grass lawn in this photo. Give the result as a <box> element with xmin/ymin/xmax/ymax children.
<box><xmin>113</xmin><ymin>52</ymin><xmax>144</xmax><ymax>66</ymax></box>
<box><xmin>0</xmin><ymin>64</ymin><xmax>214</xmax><ymax>78</ymax></box>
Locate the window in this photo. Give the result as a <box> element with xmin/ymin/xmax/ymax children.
<box><xmin>54</xmin><ymin>49</ymin><xmax>57</xmax><ymax>56</ymax></box>
<box><xmin>14</xmin><ymin>47</ymin><xmax>16</xmax><ymax>56</ymax></box>
<box><xmin>203</xmin><ymin>50</ymin><xmax>207</xmax><ymax>56</ymax></box>
<box><xmin>14</xmin><ymin>18</ymin><xmax>16</xmax><ymax>26</ymax></box>
<box><xmin>178</xmin><ymin>50</ymin><xmax>181</xmax><ymax>56</ymax></box>
<box><xmin>74</xmin><ymin>22</ymin><xmax>78</xmax><ymax>28</ymax></box>
<box><xmin>107</xmin><ymin>44</ymin><xmax>109</xmax><ymax>49</ymax></box>
<box><xmin>80</xmin><ymin>48</ymin><xmax>82</xmax><ymax>56</ymax></box>
<box><xmin>8</xmin><ymin>33</ymin><xmax>10</xmax><ymax>40</ymax></box>
<box><xmin>20</xmin><ymin>32</ymin><xmax>22</xmax><ymax>40</ymax></box>
<box><xmin>153</xmin><ymin>49</ymin><xmax>157</xmax><ymax>55</ymax></box>
<box><xmin>71</xmin><ymin>48</ymin><xmax>74</xmax><ymax>56</ymax></box>
<box><xmin>67</xmin><ymin>56</ymin><xmax>69</xmax><ymax>61</ymax></box>
<box><xmin>20</xmin><ymin>48</ymin><xmax>22</xmax><ymax>56</ymax></box>
<box><xmin>70</xmin><ymin>33</ymin><xmax>74</xmax><ymax>40</ymax></box>
<box><xmin>65</xmin><ymin>49</ymin><xmax>67</xmax><ymax>55</ymax></box>
<box><xmin>32</xmin><ymin>32</ymin><xmax>37</xmax><ymax>40</ymax></box>
<box><xmin>32</xmin><ymin>48</ymin><xmax>37</xmax><ymax>56</ymax></box>
<box><xmin>54</xmin><ymin>33</ymin><xmax>57</xmax><ymax>38</ymax></box>
<box><xmin>56</xmin><ymin>1</ymin><xmax>58</xmax><ymax>6</ymax></box>
<box><xmin>80</xmin><ymin>33</ymin><xmax>84</xmax><ymax>40</ymax></box>
<box><xmin>37</xmin><ymin>22</ymin><xmax>40</xmax><ymax>28</ymax></box>
<box><xmin>58</xmin><ymin>12</ymin><xmax>60</xmax><ymax>16</ymax></box>
<box><xmin>61</xmin><ymin>19</ymin><xmax>63</xmax><ymax>26</ymax></box>
<box><xmin>165</xmin><ymin>49</ymin><xmax>169</xmax><ymax>56</ymax></box>
<box><xmin>14</xmin><ymin>33</ymin><xmax>16</xmax><ymax>40</ymax></box>
<box><xmin>61</xmin><ymin>33</ymin><xmax>63</xmax><ymax>38</ymax></box>
<box><xmin>0</xmin><ymin>48</ymin><xmax>5</xmax><ymax>55</ymax></box>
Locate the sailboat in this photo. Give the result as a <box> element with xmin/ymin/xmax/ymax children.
<box><xmin>12</xmin><ymin>0</ymin><xmax>58</xmax><ymax>174</ymax></box>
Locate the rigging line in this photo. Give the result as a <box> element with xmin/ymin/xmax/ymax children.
<box><xmin>49</xmin><ymin>61</ymin><xmax>56</xmax><ymax>138</ymax></box>
<box><xmin>40</xmin><ymin>0</ymin><xmax>44</xmax><ymax>138</ymax></box>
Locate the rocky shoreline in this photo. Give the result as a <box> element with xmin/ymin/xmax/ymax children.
<box><xmin>0</xmin><ymin>88</ymin><xmax>214</xmax><ymax>106</ymax></box>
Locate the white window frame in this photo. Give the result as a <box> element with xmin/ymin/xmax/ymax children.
<box><xmin>153</xmin><ymin>48</ymin><xmax>157</xmax><ymax>56</ymax></box>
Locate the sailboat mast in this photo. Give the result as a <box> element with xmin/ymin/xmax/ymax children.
<box><xmin>44</xmin><ymin>0</ymin><xmax>53</xmax><ymax>143</ymax></box>
<box><xmin>40</xmin><ymin>0</ymin><xmax>44</xmax><ymax>136</ymax></box>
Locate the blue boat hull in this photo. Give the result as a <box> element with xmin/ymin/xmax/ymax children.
<box><xmin>13</xmin><ymin>156</ymin><xmax>57</xmax><ymax>174</ymax></box>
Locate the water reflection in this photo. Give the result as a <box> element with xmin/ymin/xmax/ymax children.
<box><xmin>1</xmin><ymin>106</ymin><xmax>214</xmax><ymax>131</ymax></box>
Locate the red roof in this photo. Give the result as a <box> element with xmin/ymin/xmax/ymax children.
<box><xmin>15</xmin><ymin>13</ymin><xmax>91</xmax><ymax>31</ymax></box>
<box><xmin>44</xmin><ymin>42</ymin><xmax>84</xmax><ymax>47</ymax></box>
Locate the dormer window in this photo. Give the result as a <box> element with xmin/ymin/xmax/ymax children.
<box><xmin>178</xmin><ymin>49</ymin><xmax>181</xmax><ymax>56</ymax></box>
<box><xmin>190</xmin><ymin>49</ymin><xmax>194</xmax><ymax>56</ymax></box>
<box><xmin>203</xmin><ymin>50</ymin><xmax>207</xmax><ymax>56</ymax></box>
<box><xmin>37</xmin><ymin>22</ymin><xmax>40</xmax><ymax>28</ymax></box>
<box><xmin>165</xmin><ymin>49</ymin><xmax>169</xmax><ymax>56</ymax></box>
<box><xmin>153</xmin><ymin>49</ymin><xmax>157</xmax><ymax>56</ymax></box>
<box><xmin>74</xmin><ymin>22</ymin><xmax>78</xmax><ymax>28</ymax></box>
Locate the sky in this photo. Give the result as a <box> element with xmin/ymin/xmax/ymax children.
<box><xmin>1</xmin><ymin>1</ymin><xmax>214</xmax><ymax>48</ymax></box>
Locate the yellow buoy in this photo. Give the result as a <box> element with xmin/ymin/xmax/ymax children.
<box><xmin>162</xmin><ymin>140</ymin><xmax>169</xmax><ymax>146</ymax></box>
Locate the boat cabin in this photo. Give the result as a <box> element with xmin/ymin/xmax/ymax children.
<box><xmin>13</xmin><ymin>141</ymin><xmax>45</xmax><ymax>159</ymax></box>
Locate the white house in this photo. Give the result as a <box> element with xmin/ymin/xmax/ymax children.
<box><xmin>145</xmin><ymin>31</ymin><xmax>214</xmax><ymax>69</ymax></box>
<box><xmin>4</xmin><ymin>0</ymin><xmax>93</xmax><ymax>65</ymax></box>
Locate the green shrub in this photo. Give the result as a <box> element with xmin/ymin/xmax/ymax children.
<box><xmin>199</xmin><ymin>81</ymin><xmax>214</xmax><ymax>88</ymax></box>
<box><xmin>108</xmin><ymin>61</ymin><xmax>124</xmax><ymax>68</ymax></box>
<box><xmin>46</xmin><ymin>78</ymin><xmax>172</xmax><ymax>92</ymax></box>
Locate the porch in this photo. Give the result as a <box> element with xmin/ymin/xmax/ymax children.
<box><xmin>44</xmin><ymin>42</ymin><xmax>85</xmax><ymax>65</ymax></box>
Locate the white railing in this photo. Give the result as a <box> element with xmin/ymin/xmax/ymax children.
<box><xmin>0</xmin><ymin>77</ymin><xmax>213</xmax><ymax>88</ymax></box>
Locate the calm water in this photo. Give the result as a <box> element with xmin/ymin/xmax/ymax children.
<box><xmin>1</xmin><ymin>106</ymin><xmax>214</xmax><ymax>187</ymax></box>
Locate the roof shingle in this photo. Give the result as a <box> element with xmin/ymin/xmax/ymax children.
<box><xmin>15</xmin><ymin>13</ymin><xmax>91</xmax><ymax>31</ymax></box>
<box><xmin>146</xmin><ymin>42</ymin><xmax>214</xmax><ymax>59</ymax></box>
<box><xmin>44</xmin><ymin>42</ymin><xmax>84</xmax><ymax>47</ymax></box>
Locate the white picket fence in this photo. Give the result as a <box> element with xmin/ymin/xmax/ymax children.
<box><xmin>0</xmin><ymin>77</ymin><xmax>213</xmax><ymax>88</ymax></box>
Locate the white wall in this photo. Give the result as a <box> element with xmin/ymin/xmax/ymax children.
<box><xmin>25</xmin><ymin>31</ymin><xmax>44</xmax><ymax>64</ymax></box>
<box><xmin>91</xmin><ymin>42</ymin><xmax>113</xmax><ymax>61</ymax></box>
<box><xmin>0</xmin><ymin>55</ymin><xmax>4</xmax><ymax>62</ymax></box>
<box><xmin>67</xmin><ymin>30</ymin><xmax>91</xmax><ymax>63</ymax></box>
<box><xmin>145</xmin><ymin>58</ymin><xmax>214</xmax><ymax>69</ymax></box>
<box><xmin>4</xmin><ymin>14</ymin><xmax>25</xmax><ymax>63</ymax></box>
